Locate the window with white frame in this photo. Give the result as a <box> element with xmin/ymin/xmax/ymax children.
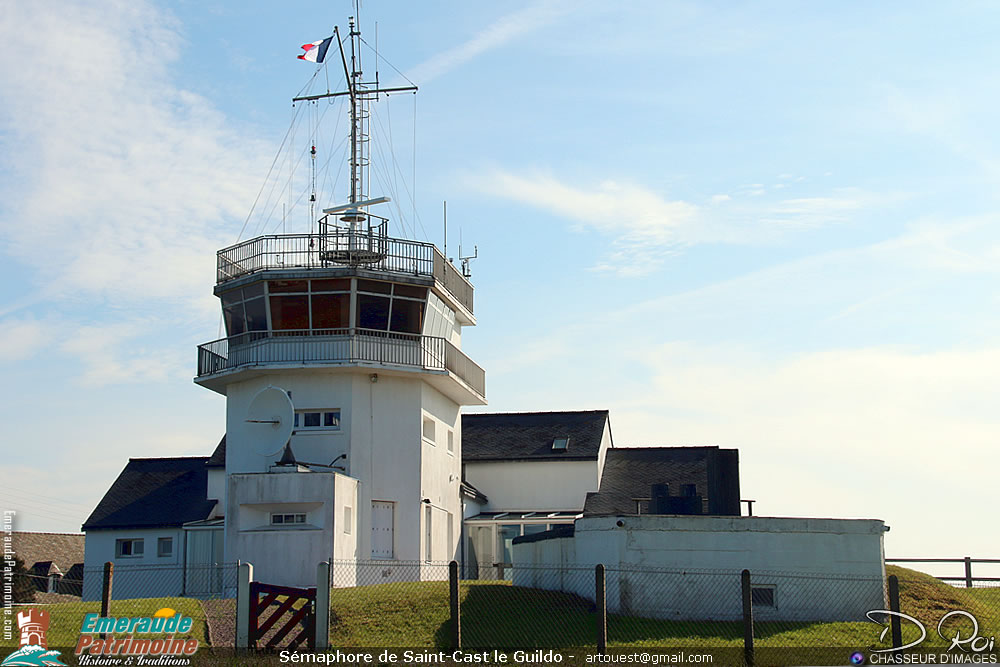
<box><xmin>294</xmin><ymin>409</ymin><xmax>341</xmax><ymax>430</ymax></box>
<box><xmin>422</xmin><ymin>417</ymin><xmax>435</xmax><ymax>444</ymax></box>
<box><xmin>343</xmin><ymin>506</ymin><xmax>352</xmax><ymax>535</ymax></box>
<box><xmin>447</xmin><ymin>429</ymin><xmax>454</xmax><ymax>453</ymax></box>
<box><xmin>115</xmin><ymin>538</ymin><xmax>144</xmax><ymax>558</ymax></box>
<box><xmin>271</xmin><ymin>513</ymin><xmax>306</xmax><ymax>525</ymax></box>
<box><xmin>157</xmin><ymin>537</ymin><xmax>173</xmax><ymax>558</ymax></box>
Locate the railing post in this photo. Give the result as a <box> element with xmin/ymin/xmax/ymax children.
<box><xmin>236</xmin><ymin>561</ymin><xmax>253</xmax><ymax>650</ymax></box>
<box><xmin>888</xmin><ymin>575</ymin><xmax>902</xmax><ymax>649</ymax></box>
<box><xmin>964</xmin><ymin>557</ymin><xmax>973</xmax><ymax>588</ymax></box>
<box><xmin>741</xmin><ymin>569</ymin><xmax>754</xmax><ymax>667</ymax></box>
<box><xmin>316</xmin><ymin>561</ymin><xmax>331</xmax><ymax>650</ymax></box>
<box><xmin>449</xmin><ymin>561</ymin><xmax>461</xmax><ymax>650</ymax></box>
<box><xmin>595</xmin><ymin>564</ymin><xmax>607</xmax><ymax>654</ymax></box>
<box><xmin>100</xmin><ymin>562</ymin><xmax>114</xmax><ymax>639</ymax></box>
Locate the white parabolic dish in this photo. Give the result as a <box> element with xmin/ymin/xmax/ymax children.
<box><xmin>245</xmin><ymin>385</ymin><xmax>294</xmax><ymax>456</ymax></box>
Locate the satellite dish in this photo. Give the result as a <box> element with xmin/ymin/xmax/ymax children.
<box><xmin>245</xmin><ymin>385</ymin><xmax>294</xmax><ymax>457</ymax></box>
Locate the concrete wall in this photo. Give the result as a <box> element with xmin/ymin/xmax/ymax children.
<box><xmin>464</xmin><ymin>460</ymin><xmax>598</xmax><ymax>511</ymax></box>
<box><xmin>421</xmin><ymin>383</ymin><xmax>462</xmax><ymax>563</ymax></box>
<box><xmin>207</xmin><ymin>468</ymin><xmax>226</xmax><ymax>507</ymax></box>
<box><xmin>513</xmin><ymin>515</ymin><xmax>887</xmax><ymax>622</ymax></box>
<box><xmin>82</xmin><ymin>528</ymin><xmax>185</xmax><ymax>601</ymax></box>
<box><xmin>226</xmin><ymin>470</ymin><xmax>357</xmax><ymax>588</ymax></box>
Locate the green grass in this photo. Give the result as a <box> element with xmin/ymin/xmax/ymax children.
<box><xmin>1</xmin><ymin>597</ymin><xmax>209</xmax><ymax>648</ymax></box>
<box><xmin>328</xmin><ymin>567</ymin><xmax>1000</xmax><ymax>651</ymax></box>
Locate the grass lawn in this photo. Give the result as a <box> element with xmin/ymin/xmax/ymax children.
<box><xmin>4</xmin><ymin>565</ymin><xmax>996</xmax><ymax>655</ymax></box>
<box><xmin>329</xmin><ymin>566</ymin><xmax>1000</xmax><ymax>650</ymax></box>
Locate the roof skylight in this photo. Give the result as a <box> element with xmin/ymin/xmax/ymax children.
<box><xmin>552</xmin><ymin>437</ymin><xmax>570</xmax><ymax>451</ymax></box>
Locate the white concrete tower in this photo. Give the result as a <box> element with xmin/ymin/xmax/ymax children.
<box><xmin>193</xmin><ymin>17</ymin><xmax>485</xmax><ymax>587</ymax></box>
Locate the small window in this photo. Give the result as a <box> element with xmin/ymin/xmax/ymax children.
<box><xmin>552</xmin><ymin>437</ymin><xmax>570</xmax><ymax>451</ymax></box>
<box><xmin>157</xmin><ymin>537</ymin><xmax>173</xmax><ymax>558</ymax></box>
<box><xmin>271</xmin><ymin>513</ymin><xmax>307</xmax><ymax>525</ymax></box>
<box><xmin>115</xmin><ymin>539</ymin><xmax>144</xmax><ymax>558</ymax></box>
<box><xmin>447</xmin><ymin>430</ymin><xmax>454</xmax><ymax>453</ymax></box>
<box><xmin>423</xmin><ymin>418</ymin><xmax>435</xmax><ymax>443</ymax></box>
<box><xmin>751</xmin><ymin>586</ymin><xmax>775</xmax><ymax>607</ymax></box>
<box><xmin>683</xmin><ymin>484</ymin><xmax>698</xmax><ymax>497</ymax></box>
<box><xmin>344</xmin><ymin>506</ymin><xmax>352</xmax><ymax>535</ymax></box>
<box><xmin>294</xmin><ymin>410</ymin><xmax>341</xmax><ymax>430</ymax></box>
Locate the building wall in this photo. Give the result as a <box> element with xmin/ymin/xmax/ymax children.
<box><xmin>226</xmin><ymin>470</ymin><xmax>357</xmax><ymax>588</ymax></box>
<box><xmin>420</xmin><ymin>383</ymin><xmax>462</xmax><ymax>563</ymax></box>
<box><xmin>513</xmin><ymin>515</ymin><xmax>887</xmax><ymax>622</ymax></box>
<box><xmin>82</xmin><ymin>528</ymin><xmax>185</xmax><ymax>601</ymax></box>
<box><xmin>464</xmin><ymin>460</ymin><xmax>598</xmax><ymax>511</ymax></box>
<box><xmin>206</xmin><ymin>468</ymin><xmax>225</xmax><ymax>507</ymax></box>
<box><xmin>222</xmin><ymin>369</ymin><xmax>455</xmax><ymax>567</ymax></box>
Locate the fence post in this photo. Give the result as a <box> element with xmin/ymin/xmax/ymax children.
<box><xmin>449</xmin><ymin>560</ymin><xmax>461</xmax><ymax>650</ymax></box>
<box><xmin>964</xmin><ymin>557</ymin><xmax>973</xmax><ymax>588</ymax></box>
<box><xmin>235</xmin><ymin>562</ymin><xmax>253</xmax><ymax>650</ymax></box>
<box><xmin>316</xmin><ymin>561</ymin><xmax>331</xmax><ymax>650</ymax></box>
<box><xmin>100</xmin><ymin>562</ymin><xmax>114</xmax><ymax>639</ymax></box>
<box><xmin>596</xmin><ymin>564</ymin><xmax>607</xmax><ymax>655</ymax></box>
<box><xmin>741</xmin><ymin>569</ymin><xmax>754</xmax><ymax>667</ymax></box>
<box><xmin>888</xmin><ymin>575</ymin><xmax>902</xmax><ymax>649</ymax></box>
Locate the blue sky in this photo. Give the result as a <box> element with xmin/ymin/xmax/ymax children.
<box><xmin>1</xmin><ymin>1</ymin><xmax>998</xmax><ymax>573</ymax></box>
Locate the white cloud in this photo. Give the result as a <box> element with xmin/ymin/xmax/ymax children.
<box><xmin>472</xmin><ymin>169</ymin><xmax>897</xmax><ymax>275</ymax></box>
<box><xmin>0</xmin><ymin>317</ymin><xmax>53</xmax><ymax>363</ymax></box>
<box><xmin>0</xmin><ymin>0</ymin><xmax>269</xmax><ymax>307</ymax></box>
<box><xmin>409</xmin><ymin>0</ymin><xmax>574</xmax><ymax>83</ymax></box>
<box><xmin>58</xmin><ymin>321</ymin><xmax>189</xmax><ymax>386</ymax></box>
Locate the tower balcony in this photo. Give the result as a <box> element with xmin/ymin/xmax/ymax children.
<box><xmin>195</xmin><ymin>328</ymin><xmax>486</xmax><ymax>405</ymax></box>
<box><xmin>216</xmin><ymin>232</ymin><xmax>474</xmax><ymax>322</ymax></box>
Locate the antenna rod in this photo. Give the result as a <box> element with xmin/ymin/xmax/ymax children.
<box><xmin>443</xmin><ymin>201</ymin><xmax>447</xmax><ymax>259</ymax></box>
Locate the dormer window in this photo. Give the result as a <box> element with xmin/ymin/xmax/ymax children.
<box><xmin>551</xmin><ymin>437</ymin><xmax>569</xmax><ymax>451</ymax></box>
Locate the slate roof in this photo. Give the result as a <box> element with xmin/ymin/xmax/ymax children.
<box><xmin>206</xmin><ymin>435</ymin><xmax>226</xmax><ymax>467</ymax></box>
<box><xmin>10</xmin><ymin>532</ymin><xmax>84</xmax><ymax>575</ymax></box>
<box><xmin>583</xmin><ymin>447</ymin><xmax>717</xmax><ymax>515</ymax></box>
<box><xmin>461</xmin><ymin>410</ymin><xmax>609</xmax><ymax>461</ymax></box>
<box><xmin>82</xmin><ymin>457</ymin><xmax>216</xmax><ymax>530</ymax></box>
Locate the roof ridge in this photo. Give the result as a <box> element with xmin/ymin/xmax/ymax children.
<box><xmin>127</xmin><ymin>456</ymin><xmax>211</xmax><ymax>462</ymax></box>
<box><xmin>12</xmin><ymin>531</ymin><xmax>85</xmax><ymax>536</ymax></box>
<box><xmin>463</xmin><ymin>409</ymin><xmax>608</xmax><ymax>417</ymax></box>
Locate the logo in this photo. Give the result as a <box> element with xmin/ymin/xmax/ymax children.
<box><xmin>867</xmin><ymin>609</ymin><xmax>996</xmax><ymax>654</ymax></box>
<box><xmin>1</xmin><ymin>609</ymin><xmax>66</xmax><ymax>667</ymax></box>
<box><xmin>850</xmin><ymin>651</ymin><xmax>866</xmax><ymax>664</ymax></box>
<box><xmin>74</xmin><ymin>607</ymin><xmax>199</xmax><ymax>661</ymax></box>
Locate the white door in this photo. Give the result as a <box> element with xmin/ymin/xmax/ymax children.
<box><xmin>371</xmin><ymin>501</ymin><xmax>394</xmax><ymax>560</ymax></box>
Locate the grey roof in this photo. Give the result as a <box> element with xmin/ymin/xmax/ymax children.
<box><xmin>83</xmin><ymin>457</ymin><xmax>216</xmax><ymax>530</ymax></box>
<box><xmin>10</xmin><ymin>532</ymin><xmax>84</xmax><ymax>575</ymax></box>
<box><xmin>583</xmin><ymin>447</ymin><xmax>717</xmax><ymax>515</ymax></box>
<box><xmin>462</xmin><ymin>410</ymin><xmax>609</xmax><ymax>461</ymax></box>
<box><xmin>206</xmin><ymin>435</ymin><xmax>226</xmax><ymax>467</ymax></box>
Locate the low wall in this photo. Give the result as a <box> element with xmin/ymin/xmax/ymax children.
<box><xmin>512</xmin><ymin>515</ymin><xmax>887</xmax><ymax>622</ymax></box>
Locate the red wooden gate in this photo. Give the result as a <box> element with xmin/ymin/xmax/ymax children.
<box><xmin>249</xmin><ymin>581</ymin><xmax>317</xmax><ymax>649</ymax></box>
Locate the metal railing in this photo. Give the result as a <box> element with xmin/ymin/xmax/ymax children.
<box><xmin>216</xmin><ymin>232</ymin><xmax>474</xmax><ymax>314</ymax></box>
<box><xmin>886</xmin><ymin>557</ymin><xmax>1000</xmax><ymax>587</ymax></box>
<box><xmin>196</xmin><ymin>328</ymin><xmax>485</xmax><ymax>398</ymax></box>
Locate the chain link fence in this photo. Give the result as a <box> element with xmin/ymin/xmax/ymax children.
<box><xmin>5</xmin><ymin>559</ymin><xmax>998</xmax><ymax>664</ymax></box>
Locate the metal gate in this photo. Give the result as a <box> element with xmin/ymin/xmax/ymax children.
<box><xmin>248</xmin><ymin>581</ymin><xmax>317</xmax><ymax>649</ymax></box>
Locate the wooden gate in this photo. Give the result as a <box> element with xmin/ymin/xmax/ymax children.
<box><xmin>249</xmin><ymin>582</ymin><xmax>317</xmax><ymax>649</ymax></box>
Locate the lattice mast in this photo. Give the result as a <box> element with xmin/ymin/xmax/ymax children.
<box><xmin>292</xmin><ymin>12</ymin><xmax>416</xmax><ymax>261</ymax></box>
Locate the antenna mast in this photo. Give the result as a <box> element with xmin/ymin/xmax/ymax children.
<box><xmin>292</xmin><ymin>15</ymin><xmax>417</xmax><ymax>242</ymax></box>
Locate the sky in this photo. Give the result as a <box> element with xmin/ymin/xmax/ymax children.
<box><xmin>1</xmin><ymin>1</ymin><xmax>998</xmax><ymax>578</ymax></box>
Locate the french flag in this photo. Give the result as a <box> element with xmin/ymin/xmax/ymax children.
<box><xmin>298</xmin><ymin>35</ymin><xmax>334</xmax><ymax>63</ymax></box>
